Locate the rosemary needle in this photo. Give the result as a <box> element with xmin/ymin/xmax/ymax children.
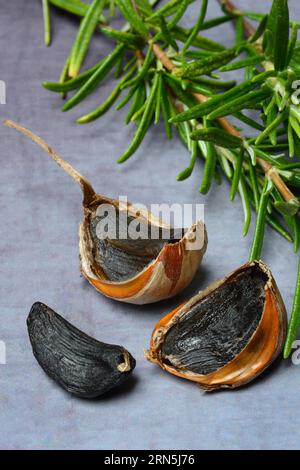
<box><xmin>177</xmin><ymin>140</ymin><xmax>198</xmax><ymax>181</ymax></box>
<box><xmin>190</xmin><ymin>127</ymin><xmax>243</xmax><ymax>149</ymax></box>
<box><xmin>68</xmin><ymin>0</ymin><xmax>105</xmax><ymax>78</ymax></box>
<box><xmin>118</xmin><ymin>72</ymin><xmax>160</xmax><ymax>163</ymax></box>
<box><xmin>43</xmin><ymin>58</ymin><xmax>106</xmax><ymax>92</ymax></box>
<box><xmin>249</xmin><ymin>179</ymin><xmax>272</xmax><ymax>262</ymax></box>
<box><xmin>42</xmin><ymin>0</ymin><xmax>52</xmax><ymax>46</ymax></box>
<box><xmin>200</xmin><ymin>141</ymin><xmax>217</xmax><ymax>194</ymax></box>
<box><xmin>181</xmin><ymin>0</ymin><xmax>208</xmax><ymax>56</ymax></box>
<box><xmin>62</xmin><ymin>44</ymin><xmax>125</xmax><ymax>111</ymax></box>
<box><xmin>239</xmin><ymin>175</ymin><xmax>251</xmax><ymax>237</ymax></box>
<box><xmin>230</xmin><ymin>147</ymin><xmax>244</xmax><ymax>201</ymax></box>
<box><xmin>77</xmin><ymin>65</ymin><xmax>137</xmax><ymax>123</ymax></box>
<box><xmin>49</xmin><ymin>0</ymin><xmax>106</xmax><ymax>23</ymax></box>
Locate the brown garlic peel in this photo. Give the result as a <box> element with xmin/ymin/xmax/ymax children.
<box><xmin>145</xmin><ymin>261</ymin><xmax>287</xmax><ymax>390</ymax></box>
<box><xmin>5</xmin><ymin>120</ymin><xmax>207</xmax><ymax>304</ymax></box>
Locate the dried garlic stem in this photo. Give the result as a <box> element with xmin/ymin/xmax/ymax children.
<box><xmin>4</xmin><ymin>119</ymin><xmax>96</xmax><ymax>205</ymax></box>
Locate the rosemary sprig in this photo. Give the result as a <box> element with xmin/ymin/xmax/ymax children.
<box><xmin>41</xmin><ymin>0</ymin><xmax>300</xmax><ymax>356</ymax></box>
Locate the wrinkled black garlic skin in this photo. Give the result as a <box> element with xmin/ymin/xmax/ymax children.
<box><xmin>161</xmin><ymin>265</ymin><xmax>268</xmax><ymax>375</ymax></box>
<box><xmin>27</xmin><ymin>302</ymin><xmax>136</xmax><ymax>398</ymax></box>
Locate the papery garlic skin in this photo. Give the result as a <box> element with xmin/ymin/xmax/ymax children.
<box><xmin>146</xmin><ymin>261</ymin><xmax>287</xmax><ymax>389</ymax></box>
<box><xmin>79</xmin><ymin>201</ymin><xmax>207</xmax><ymax>305</ymax></box>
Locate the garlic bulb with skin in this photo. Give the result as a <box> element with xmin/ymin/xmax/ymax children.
<box><xmin>146</xmin><ymin>261</ymin><xmax>287</xmax><ymax>389</ymax></box>
<box><xmin>5</xmin><ymin>120</ymin><xmax>207</xmax><ymax>304</ymax></box>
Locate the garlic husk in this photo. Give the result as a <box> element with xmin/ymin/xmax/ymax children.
<box><xmin>145</xmin><ymin>261</ymin><xmax>287</xmax><ymax>389</ymax></box>
<box><xmin>79</xmin><ymin>203</ymin><xmax>207</xmax><ymax>304</ymax></box>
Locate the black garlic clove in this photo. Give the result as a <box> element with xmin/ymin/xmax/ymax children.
<box><xmin>146</xmin><ymin>261</ymin><xmax>287</xmax><ymax>390</ymax></box>
<box><xmin>27</xmin><ymin>302</ymin><xmax>136</xmax><ymax>398</ymax></box>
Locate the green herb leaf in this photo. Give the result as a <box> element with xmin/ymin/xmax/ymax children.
<box><xmin>219</xmin><ymin>55</ymin><xmax>264</xmax><ymax>72</ymax></box>
<box><xmin>131</xmin><ymin>101</ymin><xmax>147</xmax><ymax>122</ymax></box>
<box><xmin>230</xmin><ymin>148</ymin><xmax>244</xmax><ymax>201</ymax></box>
<box><xmin>49</xmin><ymin>0</ymin><xmax>105</xmax><ymax>20</ymax></box>
<box><xmin>154</xmin><ymin>73</ymin><xmax>162</xmax><ymax>124</ymax></box>
<box><xmin>288</xmin><ymin>121</ymin><xmax>295</xmax><ymax>157</ymax></box>
<box><xmin>76</xmin><ymin>65</ymin><xmax>137</xmax><ymax>123</ymax></box>
<box><xmin>59</xmin><ymin>51</ymin><xmax>72</xmax><ymax>98</ymax></box>
<box><xmin>170</xmin><ymin>80</ymin><xmax>255</xmax><ymax>122</ymax></box>
<box><xmin>124</xmin><ymin>84</ymin><xmax>145</xmax><ymax>123</ymax></box>
<box><xmin>121</xmin><ymin>46</ymin><xmax>153</xmax><ymax>89</ymax></box>
<box><xmin>69</xmin><ymin>0</ymin><xmax>105</xmax><ymax>78</ymax></box>
<box><xmin>267</xmin><ymin>0</ymin><xmax>290</xmax><ymax>70</ymax></box>
<box><xmin>167</xmin><ymin>0</ymin><xmax>190</xmax><ymax>30</ymax></box>
<box><xmin>62</xmin><ymin>44</ymin><xmax>125</xmax><ymax>111</ymax></box>
<box><xmin>251</xmin><ymin>70</ymin><xmax>277</xmax><ymax>83</ymax></box>
<box><xmin>43</xmin><ymin>57</ymin><xmax>106</xmax><ymax>92</ymax></box>
<box><xmin>174</xmin><ymin>47</ymin><xmax>241</xmax><ymax>79</ymax></box>
<box><xmin>115</xmin><ymin>0</ymin><xmax>149</xmax><ymax>38</ymax></box>
<box><xmin>158</xmin><ymin>17</ymin><xmax>179</xmax><ymax>51</ymax></box>
<box><xmin>249</xmin><ymin>178</ymin><xmax>273</xmax><ymax>261</ymax></box>
<box><xmin>177</xmin><ymin>140</ymin><xmax>198</xmax><ymax>181</ymax></box>
<box><xmin>201</xmin><ymin>14</ymin><xmax>235</xmax><ymax>30</ymax></box>
<box><xmin>199</xmin><ymin>141</ymin><xmax>217</xmax><ymax>194</ymax></box>
<box><xmin>239</xmin><ymin>175</ymin><xmax>251</xmax><ymax>236</ymax></box>
<box><xmin>100</xmin><ymin>26</ymin><xmax>144</xmax><ymax>48</ymax></box>
<box><xmin>147</xmin><ymin>0</ymin><xmax>185</xmax><ymax>21</ymax></box>
<box><xmin>190</xmin><ymin>127</ymin><xmax>243</xmax><ymax>149</ymax></box>
<box><xmin>249</xmin><ymin>14</ymin><xmax>268</xmax><ymax>44</ymax></box>
<box><xmin>287</xmin><ymin>22</ymin><xmax>298</xmax><ymax>65</ymax></box>
<box><xmin>161</xmin><ymin>78</ymin><xmax>173</xmax><ymax>139</ymax></box>
<box><xmin>181</xmin><ymin>0</ymin><xmax>208</xmax><ymax>55</ymax></box>
<box><xmin>42</xmin><ymin>0</ymin><xmax>52</xmax><ymax>46</ymax></box>
<box><xmin>255</xmin><ymin>108</ymin><xmax>289</xmax><ymax>145</ymax></box>
<box><xmin>135</xmin><ymin>0</ymin><xmax>153</xmax><ymax>17</ymax></box>
<box><xmin>233</xmin><ymin>111</ymin><xmax>265</xmax><ymax>131</ymax></box>
<box><xmin>172</xmin><ymin>25</ymin><xmax>225</xmax><ymax>52</ymax></box>
<box><xmin>292</xmin><ymin>216</ymin><xmax>300</xmax><ymax>253</ymax></box>
<box><xmin>267</xmin><ymin>213</ymin><xmax>293</xmax><ymax>243</ymax></box>
<box><xmin>274</xmin><ymin>199</ymin><xmax>300</xmax><ymax>217</ymax></box>
<box><xmin>207</xmin><ymin>89</ymin><xmax>271</xmax><ymax>120</ymax></box>
<box><xmin>118</xmin><ymin>72</ymin><xmax>160</xmax><ymax>163</ymax></box>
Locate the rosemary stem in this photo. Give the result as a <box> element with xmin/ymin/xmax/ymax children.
<box><xmin>283</xmin><ymin>256</ymin><xmax>300</xmax><ymax>358</ymax></box>
<box><xmin>257</xmin><ymin>158</ymin><xmax>295</xmax><ymax>202</ymax></box>
<box><xmin>219</xmin><ymin>0</ymin><xmax>255</xmax><ymax>37</ymax></box>
<box><xmin>151</xmin><ymin>43</ymin><xmax>175</xmax><ymax>71</ymax></box>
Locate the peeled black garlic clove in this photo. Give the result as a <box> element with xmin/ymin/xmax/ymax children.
<box><xmin>27</xmin><ymin>302</ymin><xmax>136</xmax><ymax>398</ymax></box>
<box><xmin>145</xmin><ymin>261</ymin><xmax>287</xmax><ymax>391</ymax></box>
<box><xmin>5</xmin><ymin>120</ymin><xmax>207</xmax><ymax>304</ymax></box>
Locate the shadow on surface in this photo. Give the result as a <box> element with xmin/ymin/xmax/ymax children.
<box><xmin>86</xmin><ymin>374</ymin><xmax>139</xmax><ymax>403</ymax></box>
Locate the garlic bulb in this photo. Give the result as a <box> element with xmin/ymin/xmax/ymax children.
<box><xmin>5</xmin><ymin>120</ymin><xmax>207</xmax><ymax>304</ymax></box>
<box><xmin>146</xmin><ymin>261</ymin><xmax>287</xmax><ymax>389</ymax></box>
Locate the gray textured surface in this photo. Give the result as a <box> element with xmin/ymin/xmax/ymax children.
<box><xmin>0</xmin><ymin>0</ymin><xmax>300</xmax><ymax>450</ymax></box>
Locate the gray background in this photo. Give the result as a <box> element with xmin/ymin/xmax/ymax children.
<box><xmin>0</xmin><ymin>0</ymin><xmax>299</xmax><ymax>450</ymax></box>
